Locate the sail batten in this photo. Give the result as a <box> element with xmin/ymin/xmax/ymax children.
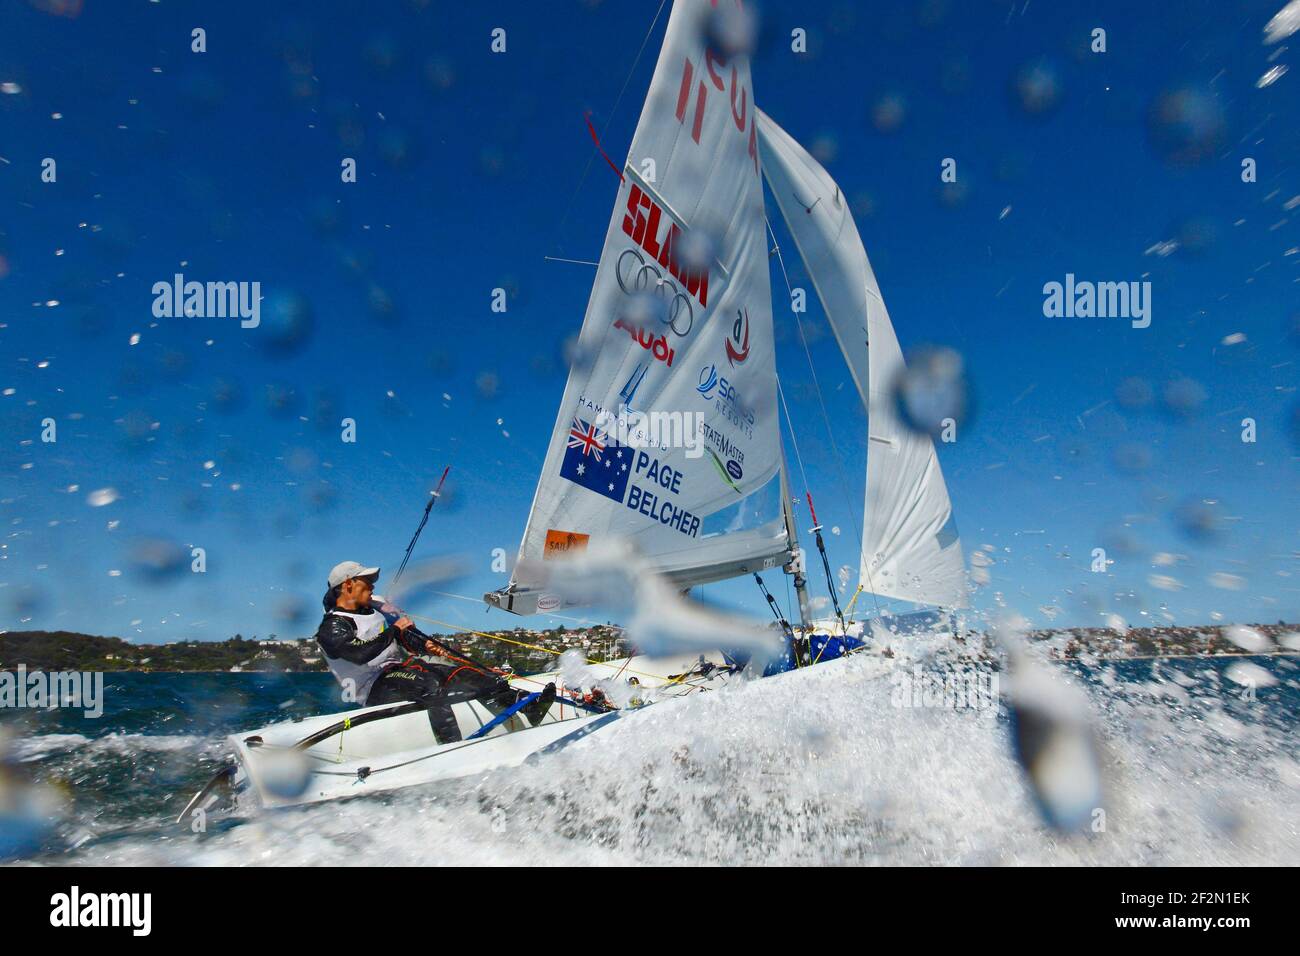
<box><xmin>757</xmin><ymin>109</ymin><xmax>968</xmax><ymax>610</ymax></box>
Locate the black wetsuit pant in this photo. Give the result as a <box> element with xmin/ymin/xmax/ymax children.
<box><xmin>367</xmin><ymin>660</ymin><xmax>521</xmax><ymax>744</ymax></box>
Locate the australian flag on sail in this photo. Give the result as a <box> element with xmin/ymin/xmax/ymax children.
<box><xmin>560</xmin><ymin>417</ymin><xmax>632</xmax><ymax>504</ymax></box>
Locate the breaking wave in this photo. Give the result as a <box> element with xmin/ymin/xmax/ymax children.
<box><xmin>9</xmin><ymin>647</ymin><xmax>1296</xmax><ymax>866</ymax></box>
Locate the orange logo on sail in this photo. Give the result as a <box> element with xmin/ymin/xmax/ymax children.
<box><xmin>544</xmin><ymin>529</ymin><xmax>590</xmax><ymax>559</ymax></box>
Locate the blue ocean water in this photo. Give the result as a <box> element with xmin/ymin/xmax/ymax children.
<box><xmin>1</xmin><ymin>655</ymin><xmax>1297</xmax><ymax>864</ymax></box>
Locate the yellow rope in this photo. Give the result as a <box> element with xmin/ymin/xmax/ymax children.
<box><xmin>407</xmin><ymin>614</ymin><xmax>697</xmax><ymax>688</ymax></box>
<box><xmin>841</xmin><ymin>585</ymin><xmax>865</xmax><ymax>622</ymax></box>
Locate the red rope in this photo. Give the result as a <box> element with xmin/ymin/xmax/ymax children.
<box><xmin>585</xmin><ymin>112</ymin><xmax>625</xmax><ymax>183</ymax></box>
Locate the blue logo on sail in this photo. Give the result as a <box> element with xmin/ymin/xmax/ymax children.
<box><xmin>560</xmin><ymin>417</ymin><xmax>632</xmax><ymax>504</ymax></box>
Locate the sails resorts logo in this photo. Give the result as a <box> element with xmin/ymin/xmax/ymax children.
<box><xmin>0</xmin><ymin>665</ymin><xmax>104</xmax><ymax>718</ymax></box>
<box><xmin>890</xmin><ymin>664</ymin><xmax>999</xmax><ymax>716</ymax></box>
<box><xmin>151</xmin><ymin>272</ymin><xmax>261</xmax><ymax>328</ymax></box>
<box><xmin>1042</xmin><ymin>273</ymin><xmax>1151</xmax><ymax>329</ymax></box>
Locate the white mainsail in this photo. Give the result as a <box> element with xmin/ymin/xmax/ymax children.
<box><xmin>489</xmin><ymin>0</ymin><xmax>789</xmax><ymax>615</ymax></box>
<box><xmin>757</xmin><ymin>110</ymin><xmax>968</xmax><ymax>609</ymax></box>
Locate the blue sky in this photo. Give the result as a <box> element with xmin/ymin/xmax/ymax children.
<box><xmin>1</xmin><ymin>0</ymin><xmax>1297</xmax><ymax>642</ymax></box>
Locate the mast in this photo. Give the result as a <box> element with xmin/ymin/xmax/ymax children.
<box><xmin>779</xmin><ymin>450</ymin><xmax>812</xmax><ymax>629</ymax></box>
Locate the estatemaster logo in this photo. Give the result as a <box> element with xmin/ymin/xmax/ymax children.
<box><xmin>50</xmin><ymin>886</ymin><xmax>151</xmax><ymax>936</ymax></box>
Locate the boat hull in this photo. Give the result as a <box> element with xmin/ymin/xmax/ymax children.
<box><xmin>203</xmin><ymin>650</ymin><xmax>738</xmax><ymax>813</ymax></box>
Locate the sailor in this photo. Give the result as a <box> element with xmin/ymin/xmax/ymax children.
<box><xmin>626</xmin><ymin>676</ymin><xmax>644</xmax><ymax>708</ymax></box>
<box><xmin>315</xmin><ymin>561</ymin><xmax>555</xmax><ymax>744</ymax></box>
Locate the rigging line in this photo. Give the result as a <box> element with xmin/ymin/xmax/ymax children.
<box><xmin>765</xmin><ymin>216</ymin><xmax>863</xmax><ymax>554</ymax></box>
<box><xmin>426</xmin><ymin>587</ymin><xmax>615</xmax><ymax>630</ymax></box>
<box><xmin>549</xmin><ymin>0</ymin><xmax>669</xmax><ymax>258</ymax></box>
<box><xmin>407</xmin><ymin>613</ymin><xmax>698</xmax><ymax>688</ymax></box>
<box><xmin>542</xmin><ymin>255</ymin><xmax>600</xmax><ymax>267</ymax></box>
<box><xmin>776</xmin><ymin>380</ymin><xmax>810</xmax><ymax>494</ymax></box>
<box><xmin>766</xmin><ymin>216</ymin><xmax>885</xmax><ymax>622</ymax></box>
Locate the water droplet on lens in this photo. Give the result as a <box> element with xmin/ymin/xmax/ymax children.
<box><xmin>1146</xmin><ymin>86</ymin><xmax>1227</xmax><ymax>166</ymax></box>
<box><xmin>892</xmin><ymin>346</ymin><xmax>971</xmax><ymax>437</ymax></box>
<box><xmin>259</xmin><ymin>292</ymin><xmax>313</xmax><ymax>357</ymax></box>
<box><xmin>424</xmin><ymin>55</ymin><xmax>456</xmax><ymax>92</ymax></box>
<box><xmin>264</xmin><ymin>382</ymin><xmax>300</xmax><ymax>418</ymax></box>
<box><xmin>1112</xmin><ymin>442</ymin><xmax>1152</xmax><ymax>475</ymax></box>
<box><xmin>212</xmin><ymin>377</ymin><xmax>244</xmax><ymax>414</ymax></box>
<box><xmin>475</xmin><ymin>371</ymin><xmax>500</xmax><ymax>400</ymax></box>
<box><xmin>1162</xmin><ymin>377</ymin><xmax>1206</xmax><ymax>419</ymax></box>
<box><xmin>128</xmin><ymin>538</ymin><xmax>189</xmax><ymax>584</ymax></box>
<box><xmin>705</xmin><ymin>4</ymin><xmax>759</xmax><ymax>57</ymax></box>
<box><xmin>869</xmin><ymin>92</ymin><xmax>906</xmax><ymax>133</ymax></box>
<box><xmin>1174</xmin><ymin>497</ymin><xmax>1225</xmax><ymax>542</ymax></box>
<box><xmin>1115</xmin><ymin>376</ymin><xmax>1153</xmax><ymax>411</ymax></box>
<box><xmin>1011</xmin><ymin>58</ymin><xmax>1062</xmax><ymax>117</ymax></box>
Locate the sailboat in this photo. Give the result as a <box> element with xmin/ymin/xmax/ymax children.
<box><xmin>178</xmin><ymin>0</ymin><xmax>965</xmax><ymax>821</ymax></box>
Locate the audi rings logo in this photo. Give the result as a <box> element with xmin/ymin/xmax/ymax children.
<box><xmin>616</xmin><ymin>248</ymin><xmax>694</xmax><ymax>338</ymax></box>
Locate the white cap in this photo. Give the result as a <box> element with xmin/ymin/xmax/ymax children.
<box><xmin>328</xmin><ymin>561</ymin><xmax>380</xmax><ymax>589</ymax></box>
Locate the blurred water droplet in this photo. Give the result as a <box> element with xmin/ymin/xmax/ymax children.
<box><xmin>1162</xmin><ymin>377</ymin><xmax>1206</xmax><ymax>419</ymax></box>
<box><xmin>1174</xmin><ymin>498</ymin><xmax>1225</xmax><ymax>542</ymax></box>
<box><xmin>809</xmin><ymin>133</ymin><xmax>839</xmax><ymax>165</ymax></box>
<box><xmin>705</xmin><ymin>4</ymin><xmax>759</xmax><ymax>57</ymax></box>
<box><xmin>1004</xmin><ymin>659</ymin><xmax>1103</xmax><ymax>833</ymax></box>
<box><xmin>1146</xmin><ymin>87</ymin><xmax>1226</xmax><ymax>166</ymax></box>
<box><xmin>378</xmin><ymin>127</ymin><xmax>417</xmax><ymax>169</ymax></box>
<box><xmin>1115</xmin><ymin>376</ymin><xmax>1153</xmax><ymax>411</ymax></box>
<box><xmin>117</xmin><ymin>409</ymin><xmax>156</xmax><ymax>449</ymax></box>
<box><xmin>9</xmin><ymin>583</ymin><xmax>46</xmax><ymax>619</ymax></box>
<box><xmin>677</xmin><ymin>225</ymin><xmax>718</xmax><ymax>274</ymax></box>
<box><xmin>1207</xmin><ymin>572</ymin><xmax>1246</xmax><ymax>591</ymax></box>
<box><xmin>212</xmin><ymin>377</ymin><xmax>245</xmax><ymax>414</ymax></box>
<box><xmin>1170</xmin><ymin>215</ymin><xmax>1218</xmax><ymax>257</ymax></box>
<box><xmin>1223</xmin><ymin>625</ymin><xmax>1272</xmax><ymax>653</ymax></box>
<box><xmin>86</xmin><ymin>487</ymin><xmax>119</xmax><ymax>507</ymax></box>
<box><xmin>128</xmin><ymin>537</ymin><xmax>189</xmax><ymax>584</ymax></box>
<box><xmin>307</xmin><ymin>197</ymin><xmax>345</xmax><ymax>236</ymax></box>
<box><xmin>892</xmin><ymin>346</ymin><xmax>971</xmax><ymax>437</ymax></box>
<box><xmin>1112</xmin><ymin>442</ymin><xmax>1152</xmax><ymax>475</ymax></box>
<box><xmin>562</xmin><ymin>334</ymin><xmax>595</xmax><ymax>375</ymax></box>
<box><xmin>870</xmin><ymin>92</ymin><xmax>907</xmax><ymax>133</ymax></box>
<box><xmin>306</xmin><ymin>482</ymin><xmax>338</xmax><ymax>513</ymax></box>
<box><xmin>366</xmin><ymin>284</ymin><xmax>399</xmax><ymax>325</ymax></box>
<box><xmin>310</xmin><ymin>390</ymin><xmax>339</xmax><ymax>432</ymax></box>
<box><xmin>937</xmin><ymin>180</ymin><xmax>969</xmax><ymax>208</ymax></box>
<box><xmin>475</xmin><ymin>371</ymin><xmax>500</xmax><ymax>401</ymax></box>
<box><xmin>424</xmin><ymin>55</ymin><xmax>456</xmax><ymax>92</ymax></box>
<box><xmin>264</xmin><ymin>382</ymin><xmax>300</xmax><ymax>418</ymax></box>
<box><xmin>259</xmin><ymin>292</ymin><xmax>313</xmax><ymax>357</ymax></box>
<box><xmin>256</xmin><ymin>748</ymin><xmax>312</xmax><ymax>799</ymax></box>
<box><xmin>1226</xmin><ymin>660</ymin><xmax>1276</xmax><ymax>689</ymax></box>
<box><xmin>1011</xmin><ymin>58</ymin><xmax>1062</xmax><ymax>117</ymax></box>
<box><xmin>363</xmin><ymin>33</ymin><xmax>400</xmax><ymax>73</ymax></box>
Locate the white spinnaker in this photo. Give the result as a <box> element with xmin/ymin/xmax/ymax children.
<box><xmin>757</xmin><ymin>110</ymin><xmax>968</xmax><ymax>609</ymax></box>
<box><xmin>507</xmin><ymin>1</ymin><xmax>787</xmax><ymax>607</ymax></box>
